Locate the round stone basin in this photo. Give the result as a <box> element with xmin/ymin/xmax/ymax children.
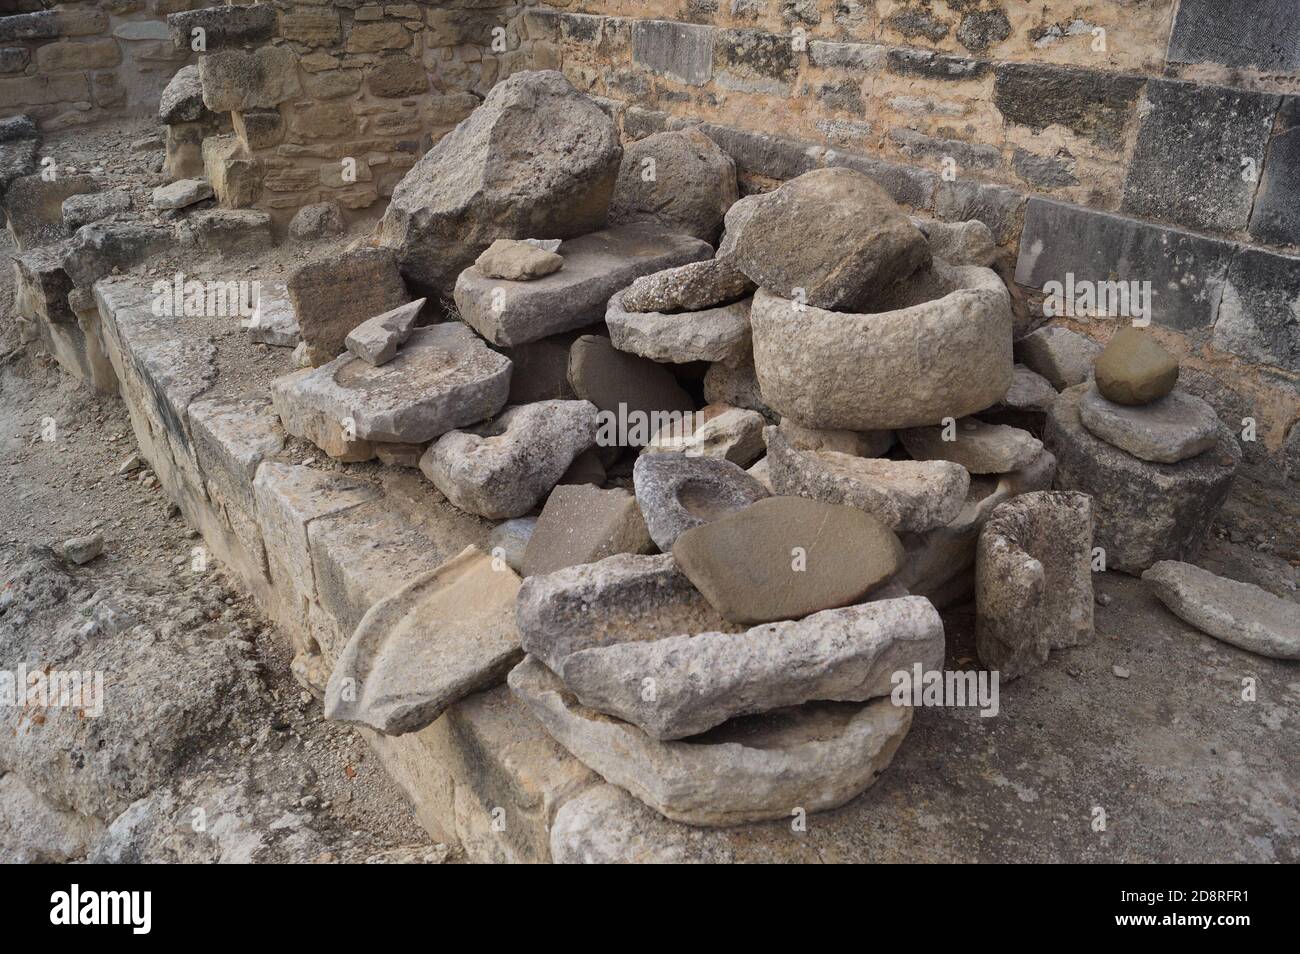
<box><xmin>750</xmin><ymin>261</ymin><xmax>1013</xmax><ymax>430</ymax></box>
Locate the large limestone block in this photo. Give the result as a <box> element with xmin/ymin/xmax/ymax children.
<box><xmin>750</xmin><ymin>262</ymin><xmax>1013</xmax><ymax>430</ymax></box>
<box><xmin>765</xmin><ymin>426</ymin><xmax>969</xmax><ymax>532</ymax></box>
<box><xmin>454</xmin><ymin>225</ymin><xmax>711</xmax><ymax>346</ymax></box>
<box><xmin>380</xmin><ymin>70</ymin><xmax>623</xmax><ymax>295</ymax></box>
<box><xmin>1142</xmin><ymin>562</ymin><xmax>1300</xmax><ymax>660</ymax></box>
<box><xmin>420</xmin><ymin>400</ymin><xmax>598</xmax><ymax>519</ymax></box>
<box><xmin>286</xmin><ymin>247</ymin><xmax>410</xmax><ymax>366</ymax></box>
<box><xmin>1045</xmin><ymin>385</ymin><xmax>1239</xmax><ymax>574</ymax></box>
<box><xmin>975</xmin><ymin>491</ymin><xmax>1094</xmax><ymax>681</ymax></box>
<box><xmin>516</xmin><ymin>553</ymin><xmax>741</xmax><ymax>674</ymax></box>
<box><xmin>732</xmin><ymin>167</ymin><xmax>930</xmax><ymax>311</ymax></box>
<box><xmin>509</xmin><ymin>656</ymin><xmax>912</xmax><ymax>827</ymax></box>
<box><xmin>606</xmin><ymin>287</ymin><xmax>751</xmax><ymax>365</ymax></box>
<box><xmin>271</xmin><ymin>323</ymin><xmax>512</xmax><ymax>449</ymax></box>
<box><xmin>561</xmin><ymin>597</ymin><xmax>944</xmax><ymax>740</ymax></box>
<box><xmin>609</xmin><ymin>128</ymin><xmax>738</xmax><ymax>242</ymax></box>
<box><xmin>324</xmin><ymin>547</ymin><xmax>523</xmax><ymax>735</ymax></box>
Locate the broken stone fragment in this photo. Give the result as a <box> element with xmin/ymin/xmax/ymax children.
<box><xmin>765</xmin><ymin>426</ymin><xmax>969</xmax><ymax>532</ymax></box>
<box><xmin>750</xmin><ymin>262</ymin><xmax>1012</xmax><ymax>430</ymax></box>
<box><xmin>5</xmin><ymin>173</ymin><xmax>98</xmax><ymax>249</ymax></box>
<box><xmin>61</xmin><ymin>532</ymin><xmax>104</xmax><ymax>566</ymax></box>
<box><xmin>344</xmin><ymin>298</ymin><xmax>424</xmax><ymax>367</ymax></box>
<box><xmin>271</xmin><ymin>322</ymin><xmax>511</xmax><ymax>447</ymax></box>
<box><xmin>911</xmin><ymin>216</ymin><xmax>997</xmax><ymax>267</ymax></box>
<box><xmin>246</xmin><ymin>281</ymin><xmax>299</xmax><ymax>348</ymax></box>
<box><xmin>1094</xmin><ymin>326</ymin><xmax>1179</xmax><ymax>405</ymax></box>
<box><xmin>454</xmin><ymin>224</ymin><xmax>711</xmax><ymax>346</ymax></box>
<box><xmin>609</xmin><ymin>128</ymin><xmax>738</xmax><ymax>242</ymax></box>
<box><xmin>732</xmin><ymin>166</ymin><xmax>931</xmax><ymax>311</ymax></box>
<box><xmin>420</xmin><ymin>399</ymin><xmax>599</xmax><ymax>520</ymax></box>
<box><xmin>287</xmin><ymin>246</ymin><xmax>410</xmax><ymax>366</ymax></box>
<box><xmin>1016</xmin><ymin>326</ymin><xmax>1102</xmax><ymax>391</ymax></box>
<box><xmin>561</xmin><ymin>596</ymin><xmax>945</xmax><ymax>741</ymax></box>
<box><xmin>1045</xmin><ymin>385</ymin><xmax>1239</xmax><ymax>573</ymax></box>
<box><xmin>621</xmin><ymin>257</ymin><xmax>754</xmax><ymax>314</ymax></box>
<box><xmin>522</xmin><ymin>484</ymin><xmax>654</xmax><ymax>578</ymax></box>
<box><xmin>158</xmin><ymin>64</ymin><xmax>208</xmax><ymax>125</ymax></box>
<box><xmin>380</xmin><ymin>70</ymin><xmax>623</xmax><ymax>295</ymax></box>
<box><xmin>672</xmin><ymin>496</ymin><xmax>904</xmax><ymax>625</ymax></box>
<box><xmin>899</xmin><ymin>417</ymin><xmax>1044</xmax><ymax>474</ymax></box>
<box><xmin>474</xmin><ymin>238</ymin><xmax>563</xmax><ymax>281</ymax></box>
<box><xmin>516</xmin><ymin>553</ymin><xmax>741</xmax><ymax>674</ymax></box>
<box><xmin>325</xmin><ymin>546</ymin><xmax>522</xmax><ymax>735</ymax></box>
<box><xmin>288</xmin><ymin>201</ymin><xmax>343</xmax><ymax>242</ymax></box>
<box><xmin>642</xmin><ymin>403</ymin><xmax>766</xmax><ymax>465</ymax></box>
<box><xmin>1002</xmin><ymin>363</ymin><xmax>1059</xmax><ymax>411</ymax></box>
<box><xmin>567</xmin><ymin>334</ymin><xmax>696</xmax><ymax>426</ymax></box>
<box><xmin>775</xmin><ymin>418</ymin><xmax>894</xmax><ymax>458</ymax></box>
<box><xmin>606</xmin><ymin>288</ymin><xmax>751</xmax><ymax>365</ymax></box>
<box><xmin>61</xmin><ymin>190</ymin><xmax>130</xmax><ymax>232</ymax></box>
<box><xmin>488</xmin><ymin>517</ymin><xmax>536</xmax><ymax>574</ymax></box>
<box><xmin>60</xmin><ymin>221</ymin><xmax>174</xmax><ymax>288</ymax></box>
<box><xmin>1141</xmin><ymin>561</ymin><xmax>1300</xmax><ymax>660</ymax></box>
<box><xmin>183</xmin><ymin>209</ymin><xmax>272</xmax><ymax>256</ymax></box>
<box><xmin>373</xmin><ymin>441</ymin><xmax>427</xmax><ymax>469</ymax></box>
<box><xmin>509</xmin><ymin>655</ymin><xmax>913</xmax><ymax>827</ymax></box>
<box><xmin>975</xmin><ymin>491</ymin><xmax>1095</xmax><ymax>681</ymax></box>
<box><xmin>1078</xmin><ymin>386</ymin><xmax>1219</xmax><ymax>464</ymax></box>
<box><xmin>633</xmin><ymin>452</ymin><xmax>771</xmax><ymax>551</ymax></box>
<box><xmin>150</xmin><ymin>178</ymin><xmax>213</xmax><ymax>210</ymax></box>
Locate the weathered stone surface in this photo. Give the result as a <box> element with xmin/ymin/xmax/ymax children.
<box><xmin>246</xmin><ymin>281</ymin><xmax>298</xmax><ymax>348</ymax></box>
<box><xmin>509</xmin><ymin>655</ymin><xmax>912</xmax><ymax>827</ymax></box>
<box><xmin>324</xmin><ymin>546</ymin><xmax>522</xmax><ymax>735</ymax></box>
<box><xmin>703</xmin><ymin>351</ymin><xmax>772</xmax><ymax>419</ymax></box>
<box><xmin>168</xmin><ymin>5</ymin><xmax>277</xmax><ymax>51</ymax></box>
<box><xmin>421</xmin><ymin>400</ymin><xmax>598</xmax><ymax>519</ymax></box>
<box><xmin>1168</xmin><ymin>0</ymin><xmax>1300</xmax><ymax>71</ymax></box>
<box><xmin>899</xmin><ymin>418</ymin><xmax>1043</xmax><ymax>474</ymax></box>
<box><xmin>562</xmin><ymin>596</ymin><xmax>944</xmax><ymax>740</ymax></box>
<box><xmin>1249</xmin><ymin>100</ymin><xmax>1300</xmax><ymax>246</ymax></box>
<box><xmin>62</xmin><ymin>190</ymin><xmax>130</xmax><ymax>232</ymax></box>
<box><xmin>643</xmin><ymin>404</ymin><xmax>766</xmax><ymax>465</ymax></box>
<box><xmin>61</xmin><ymin>532</ymin><xmax>103</xmax><ymax>566</ymax></box>
<box><xmin>621</xmin><ymin>257</ymin><xmax>754</xmax><ymax>314</ymax></box>
<box><xmin>633</xmin><ymin>453</ymin><xmax>770</xmax><ymax>551</ymax></box>
<box><xmin>5</xmin><ymin>173</ymin><xmax>98</xmax><ymax>249</ymax></box>
<box><xmin>201</xmin><ymin>135</ymin><xmax>259</xmax><ymax>208</ymax></box>
<box><xmin>150</xmin><ymin>178</ymin><xmax>213</xmax><ymax>210</ymax></box>
<box><xmin>344</xmin><ymin>299</ymin><xmax>424</xmax><ymax>367</ymax></box>
<box><xmin>609</xmin><ymin>128</ymin><xmax>738</xmax><ymax>242</ymax></box>
<box><xmin>1079</xmin><ymin>386</ymin><xmax>1220</xmax><ymax>465</ymax></box>
<box><xmin>1045</xmin><ymin>385</ymin><xmax>1239</xmax><ymax>574</ymax></box>
<box><xmin>1001</xmin><ymin>364</ymin><xmax>1058</xmax><ymax>411</ymax></box>
<box><xmin>568</xmin><ymin>334</ymin><xmax>696</xmax><ymax>425</ymax></box>
<box><xmin>288</xmin><ymin>202</ymin><xmax>343</xmax><ymax>242</ymax></box>
<box><xmin>1213</xmin><ymin>245</ymin><xmax>1300</xmax><ymax>370</ymax></box>
<box><xmin>776</xmin><ymin>419</ymin><xmax>894</xmax><ymax>458</ymax></box>
<box><xmin>272</xmin><ymin>323</ymin><xmax>512</xmax><ymax>447</ymax></box>
<box><xmin>1142</xmin><ymin>561</ymin><xmax>1300</xmax><ymax>660</ymax></box>
<box><xmin>765</xmin><ymin>426</ymin><xmax>968</xmax><ymax>533</ymax></box>
<box><xmin>503</xmin><ymin>336</ymin><xmax>577</xmax><ymax>404</ymax></box>
<box><xmin>733</xmin><ymin>167</ymin><xmax>930</xmax><ymax>311</ymax></box>
<box><xmin>517</xmin><ymin>553</ymin><xmax>740</xmax><ymax>674</ymax></box>
<box><xmin>489</xmin><ymin>517</ymin><xmax>536</xmax><ymax>574</ymax></box>
<box><xmin>673</xmin><ymin>496</ymin><xmax>904</xmax><ymax>624</ymax></box>
<box><xmin>715</xmin><ymin>192</ymin><xmax>767</xmax><ymax>260</ymax></box>
<box><xmin>913</xmin><ymin>216</ymin><xmax>997</xmax><ymax>267</ymax></box>
<box><xmin>455</xmin><ymin>225</ymin><xmax>710</xmax><ymax>346</ymax></box>
<box><xmin>976</xmin><ymin>491</ymin><xmax>1094</xmax><ymax>681</ymax></box>
<box><xmin>158</xmin><ymin>65</ymin><xmax>207</xmax><ymax>124</ymax></box>
<box><xmin>993</xmin><ymin>62</ymin><xmax>1143</xmax><ymax>147</ymax></box>
<box><xmin>474</xmin><ymin>239</ymin><xmax>563</xmax><ymax>281</ymax></box>
<box><xmin>287</xmin><ymin>247</ymin><xmax>409</xmax><ymax>366</ymax></box>
<box><xmin>380</xmin><ymin>70</ymin><xmax>622</xmax><ymax>295</ymax></box>
<box><xmin>1094</xmin><ymin>326</ymin><xmax>1179</xmax><ymax>405</ymax></box>
<box><xmin>13</xmin><ymin>246</ymin><xmax>74</xmax><ymax>326</ymax></box>
<box><xmin>198</xmin><ymin>46</ymin><xmax>301</xmax><ymax>112</ymax></box>
<box><xmin>631</xmin><ymin>18</ymin><xmax>714</xmax><ymax>86</ymax></box>
<box><xmin>522</xmin><ymin>484</ymin><xmax>653</xmax><ymax>577</ymax></box>
<box><xmin>750</xmin><ymin>263</ymin><xmax>1012</xmax><ymax>430</ymax></box>
<box><xmin>60</xmin><ymin>221</ymin><xmax>173</xmax><ymax>288</ymax></box>
<box><xmin>607</xmin><ymin>288</ymin><xmax>751</xmax><ymax>365</ymax></box>
<box><xmin>1015</xmin><ymin>326</ymin><xmax>1102</xmax><ymax>391</ymax></box>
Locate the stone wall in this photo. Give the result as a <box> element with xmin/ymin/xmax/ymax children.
<box><xmin>0</xmin><ymin>1</ymin><xmax>202</xmax><ymax>131</ymax></box>
<box><xmin>529</xmin><ymin>0</ymin><xmax>1300</xmax><ymax>489</ymax></box>
<box><xmin>184</xmin><ymin>1</ymin><xmax>551</xmax><ymax>225</ymax></box>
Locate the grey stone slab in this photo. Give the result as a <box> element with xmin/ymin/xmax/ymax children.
<box><xmin>631</xmin><ymin>19</ymin><xmax>714</xmax><ymax>86</ymax></box>
<box><xmin>1248</xmin><ymin>100</ymin><xmax>1300</xmax><ymax>247</ymax></box>
<box><xmin>1167</xmin><ymin>0</ymin><xmax>1300</xmax><ymax>72</ymax></box>
<box><xmin>1213</xmin><ymin>245</ymin><xmax>1300</xmax><ymax>371</ymax></box>
<box><xmin>993</xmin><ymin>62</ymin><xmax>1145</xmax><ymax>148</ymax></box>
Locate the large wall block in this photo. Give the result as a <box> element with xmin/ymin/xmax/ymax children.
<box><xmin>1167</xmin><ymin>0</ymin><xmax>1300</xmax><ymax>72</ymax></box>
<box><xmin>1215</xmin><ymin>247</ymin><xmax>1300</xmax><ymax>371</ymax></box>
<box><xmin>992</xmin><ymin>62</ymin><xmax>1145</xmax><ymax>147</ymax></box>
<box><xmin>631</xmin><ymin>18</ymin><xmax>713</xmax><ymax>86</ymax></box>
<box><xmin>1248</xmin><ymin>97</ymin><xmax>1300</xmax><ymax>248</ymax></box>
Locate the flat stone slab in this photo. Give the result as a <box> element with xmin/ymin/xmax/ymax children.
<box><xmin>567</xmin><ymin>334</ymin><xmax>696</xmax><ymax>423</ymax></box>
<box><xmin>1016</xmin><ymin>326</ymin><xmax>1102</xmax><ymax>391</ymax></box>
<box><xmin>975</xmin><ymin>491</ymin><xmax>1095</xmax><ymax>681</ymax></box>
<box><xmin>420</xmin><ymin>399</ymin><xmax>598</xmax><ymax>519</ymax></box>
<box><xmin>509</xmin><ymin>655</ymin><xmax>913</xmax><ymax>827</ymax></box>
<box><xmin>899</xmin><ymin>418</ymin><xmax>1044</xmax><ymax>474</ymax></box>
<box><xmin>325</xmin><ymin>546</ymin><xmax>522</xmax><ymax>735</ymax></box>
<box><xmin>246</xmin><ymin>281</ymin><xmax>299</xmax><ymax>347</ymax></box>
<box><xmin>765</xmin><ymin>425</ymin><xmax>969</xmax><ymax>532</ymax></box>
<box><xmin>561</xmin><ymin>596</ymin><xmax>945</xmax><ymax>740</ymax></box>
<box><xmin>672</xmin><ymin>496</ymin><xmax>904</xmax><ymax>624</ymax></box>
<box><xmin>454</xmin><ymin>225</ymin><xmax>712</xmax><ymax>346</ymax></box>
<box><xmin>150</xmin><ymin>178</ymin><xmax>212</xmax><ymax>210</ymax></box>
<box><xmin>271</xmin><ymin>322</ymin><xmax>512</xmax><ymax>446</ymax></box>
<box><xmin>517</xmin><ymin>553</ymin><xmax>742</xmax><ymax>674</ymax></box>
<box><xmin>1045</xmin><ymin>385</ymin><xmax>1239</xmax><ymax>573</ymax></box>
<box><xmin>1078</xmin><ymin>385</ymin><xmax>1219</xmax><ymax>464</ymax></box>
<box><xmin>642</xmin><ymin>404</ymin><xmax>766</xmax><ymax>466</ymax></box>
<box><xmin>344</xmin><ymin>298</ymin><xmax>424</xmax><ymax>367</ymax></box>
<box><xmin>522</xmin><ymin>484</ymin><xmax>653</xmax><ymax>578</ymax></box>
<box><xmin>621</xmin><ymin>257</ymin><xmax>754</xmax><ymax>313</ymax></box>
<box><xmin>1094</xmin><ymin>326</ymin><xmax>1179</xmax><ymax>405</ymax></box>
<box><xmin>1142</xmin><ymin>561</ymin><xmax>1300</xmax><ymax>660</ymax></box>
<box><xmin>633</xmin><ymin>452</ymin><xmax>771</xmax><ymax>551</ymax></box>
<box><xmin>606</xmin><ymin>288</ymin><xmax>751</xmax><ymax>365</ymax></box>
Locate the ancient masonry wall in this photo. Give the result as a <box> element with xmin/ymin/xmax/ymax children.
<box><xmin>529</xmin><ymin>0</ymin><xmax>1300</xmax><ymax>491</ymax></box>
<box><xmin>0</xmin><ymin>1</ymin><xmax>202</xmax><ymax>131</ymax></box>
